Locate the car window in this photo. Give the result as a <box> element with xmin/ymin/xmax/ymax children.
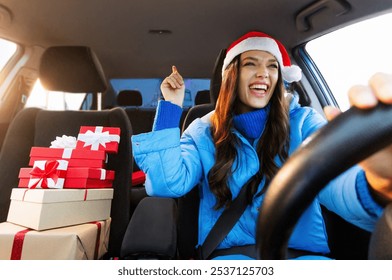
<box><xmin>0</xmin><ymin>38</ymin><xmax>17</xmax><ymax>72</ymax></box>
<box><xmin>306</xmin><ymin>12</ymin><xmax>392</xmax><ymax>111</ymax></box>
<box><xmin>26</xmin><ymin>78</ymin><xmax>210</xmax><ymax>111</ymax></box>
<box><xmin>111</xmin><ymin>78</ymin><xmax>210</xmax><ymax>108</ymax></box>
<box><xmin>25</xmin><ymin>79</ymin><xmax>86</xmax><ymax>110</ymax></box>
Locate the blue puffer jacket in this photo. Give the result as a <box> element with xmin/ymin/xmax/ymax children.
<box><xmin>132</xmin><ymin>96</ymin><xmax>380</xmax><ymax>257</ymax></box>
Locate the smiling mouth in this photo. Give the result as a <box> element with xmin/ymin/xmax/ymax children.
<box><xmin>249</xmin><ymin>84</ymin><xmax>268</xmax><ymax>94</ymax></box>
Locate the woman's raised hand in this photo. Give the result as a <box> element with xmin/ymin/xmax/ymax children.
<box><xmin>160</xmin><ymin>66</ymin><xmax>185</xmax><ymax>107</ymax></box>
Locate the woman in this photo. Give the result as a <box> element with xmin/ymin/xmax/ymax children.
<box><xmin>132</xmin><ymin>31</ymin><xmax>392</xmax><ymax>259</ymax></box>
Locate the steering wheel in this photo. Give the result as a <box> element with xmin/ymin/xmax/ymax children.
<box><xmin>256</xmin><ymin>103</ymin><xmax>392</xmax><ymax>259</ymax></box>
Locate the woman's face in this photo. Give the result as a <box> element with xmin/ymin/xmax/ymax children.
<box><xmin>237</xmin><ymin>50</ymin><xmax>279</xmax><ymax>114</ymax></box>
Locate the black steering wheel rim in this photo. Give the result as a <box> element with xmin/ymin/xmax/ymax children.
<box><xmin>256</xmin><ymin>103</ymin><xmax>392</xmax><ymax>259</ymax></box>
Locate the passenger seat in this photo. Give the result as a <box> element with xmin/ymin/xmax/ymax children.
<box><xmin>194</xmin><ymin>90</ymin><xmax>211</xmax><ymax>105</ymax></box>
<box><xmin>115</xmin><ymin>90</ymin><xmax>149</xmax><ymax>217</ymax></box>
<box><xmin>117</xmin><ymin>90</ymin><xmax>155</xmax><ymax>135</ymax></box>
<box><xmin>0</xmin><ymin>46</ymin><xmax>133</xmax><ymax>258</ymax></box>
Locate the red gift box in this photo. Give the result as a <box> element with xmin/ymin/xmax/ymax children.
<box><xmin>23</xmin><ymin>160</ymin><xmax>68</xmax><ymax>189</ymax></box>
<box><xmin>19</xmin><ymin>167</ymin><xmax>115</xmax><ymax>189</ymax></box>
<box><xmin>76</xmin><ymin>126</ymin><xmax>120</xmax><ymax>153</ymax></box>
<box><xmin>29</xmin><ymin>147</ymin><xmax>107</xmax><ymax>168</ymax></box>
<box><xmin>132</xmin><ymin>170</ymin><xmax>146</xmax><ymax>186</ymax></box>
<box><xmin>65</xmin><ymin>167</ymin><xmax>115</xmax><ymax>189</ymax></box>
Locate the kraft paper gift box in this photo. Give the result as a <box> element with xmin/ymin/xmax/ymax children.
<box><xmin>29</xmin><ymin>146</ymin><xmax>107</xmax><ymax>168</ymax></box>
<box><xmin>76</xmin><ymin>126</ymin><xmax>120</xmax><ymax>153</ymax></box>
<box><xmin>19</xmin><ymin>167</ymin><xmax>115</xmax><ymax>189</ymax></box>
<box><xmin>7</xmin><ymin>188</ymin><xmax>113</xmax><ymax>230</ymax></box>
<box><xmin>0</xmin><ymin>219</ymin><xmax>110</xmax><ymax>260</ymax></box>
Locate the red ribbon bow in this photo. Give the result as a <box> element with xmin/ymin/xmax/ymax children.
<box><xmin>29</xmin><ymin>160</ymin><xmax>60</xmax><ymax>189</ymax></box>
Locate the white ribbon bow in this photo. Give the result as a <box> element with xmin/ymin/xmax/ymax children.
<box><xmin>50</xmin><ymin>135</ymin><xmax>77</xmax><ymax>149</ymax></box>
<box><xmin>78</xmin><ymin>126</ymin><xmax>120</xmax><ymax>151</ymax></box>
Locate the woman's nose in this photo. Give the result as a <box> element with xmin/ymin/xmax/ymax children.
<box><xmin>256</xmin><ymin>66</ymin><xmax>269</xmax><ymax>78</ymax></box>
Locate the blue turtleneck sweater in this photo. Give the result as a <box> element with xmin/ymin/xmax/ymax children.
<box><xmin>232</xmin><ymin>105</ymin><xmax>270</xmax><ymax>142</ymax></box>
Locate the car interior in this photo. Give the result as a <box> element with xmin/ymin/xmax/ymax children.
<box><xmin>0</xmin><ymin>0</ymin><xmax>391</xmax><ymax>260</ymax></box>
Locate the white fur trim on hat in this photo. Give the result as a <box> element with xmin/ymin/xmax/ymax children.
<box><xmin>222</xmin><ymin>37</ymin><xmax>283</xmax><ymax>73</ymax></box>
<box><xmin>281</xmin><ymin>65</ymin><xmax>302</xmax><ymax>83</ymax></box>
<box><xmin>222</xmin><ymin>32</ymin><xmax>302</xmax><ymax>82</ymax></box>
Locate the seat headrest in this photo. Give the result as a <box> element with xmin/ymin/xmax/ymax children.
<box><xmin>209</xmin><ymin>48</ymin><xmax>226</xmax><ymax>104</ymax></box>
<box><xmin>117</xmin><ymin>90</ymin><xmax>143</xmax><ymax>106</ymax></box>
<box><xmin>39</xmin><ymin>46</ymin><xmax>108</xmax><ymax>93</ymax></box>
<box><xmin>194</xmin><ymin>90</ymin><xmax>211</xmax><ymax>105</ymax></box>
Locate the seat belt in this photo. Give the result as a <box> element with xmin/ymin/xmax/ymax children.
<box><xmin>195</xmin><ymin>175</ymin><xmax>256</xmax><ymax>260</ymax></box>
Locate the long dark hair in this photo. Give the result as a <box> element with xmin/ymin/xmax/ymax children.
<box><xmin>208</xmin><ymin>55</ymin><xmax>291</xmax><ymax>209</ymax></box>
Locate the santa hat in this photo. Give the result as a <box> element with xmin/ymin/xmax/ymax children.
<box><xmin>222</xmin><ymin>31</ymin><xmax>302</xmax><ymax>83</ymax></box>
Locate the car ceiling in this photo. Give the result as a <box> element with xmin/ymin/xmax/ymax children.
<box><xmin>0</xmin><ymin>0</ymin><xmax>391</xmax><ymax>80</ymax></box>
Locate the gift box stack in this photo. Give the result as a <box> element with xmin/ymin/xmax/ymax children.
<box><xmin>0</xmin><ymin>126</ymin><xmax>121</xmax><ymax>260</ymax></box>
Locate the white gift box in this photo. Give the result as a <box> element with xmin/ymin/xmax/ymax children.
<box><xmin>7</xmin><ymin>188</ymin><xmax>113</xmax><ymax>230</ymax></box>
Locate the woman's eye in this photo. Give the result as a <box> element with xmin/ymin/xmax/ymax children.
<box><xmin>269</xmin><ymin>64</ymin><xmax>279</xmax><ymax>69</ymax></box>
<box><xmin>243</xmin><ymin>61</ymin><xmax>255</xmax><ymax>66</ymax></box>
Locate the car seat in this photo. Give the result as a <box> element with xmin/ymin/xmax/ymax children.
<box><xmin>39</xmin><ymin>46</ymin><xmax>107</xmax><ymax>110</ymax></box>
<box><xmin>117</xmin><ymin>90</ymin><xmax>143</xmax><ymax>107</ymax></box>
<box><xmin>115</xmin><ymin>89</ymin><xmax>148</xmax><ymax>214</ymax></box>
<box><xmin>194</xmin><ymin>90</ymin><xmax>211</xmax><ymax>105</ymax></box>
<box><xmin>117</xmin><ymin>90</ymin><xmax>155</xmax><ymax>136</ymax></box>
<box><xmin>120</xmin><ymin>48</ymin><xmax>226</xmax><ymax>260</ymax></box>
<box><xmin>0</xmin><ymin>46</ymin><xmax>133</xmax><ymax>258</ymax></box>
<box><xmin>368</xmin><ymin>204</ymin><xmax>392</xmax><ymax>259</ymax></box>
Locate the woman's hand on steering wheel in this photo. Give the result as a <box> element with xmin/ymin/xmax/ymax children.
<box><xmin>324</xmin><ymin>72</ymin><xmax>392</xmax><ymax>203</ymax></box>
